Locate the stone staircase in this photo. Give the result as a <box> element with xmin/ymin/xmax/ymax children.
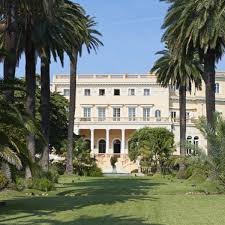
<box><xmin>95</xmin><ymin>154</ymin><xmax>139</xmax><ymax>174</ymax></box>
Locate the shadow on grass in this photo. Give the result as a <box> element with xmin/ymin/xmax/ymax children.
<box><xmin>0</xmin><ymin>215</ymin><xmax>165</xmax><ymax>225</ymax></box>
<box><xmin>0</xmin><ymin>177</ymin><xmax>164</xmax><ymax>225</ymax></box>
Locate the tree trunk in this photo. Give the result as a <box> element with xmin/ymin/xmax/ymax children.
<box><xmin>66</xmin><ymin>49</ymin><xmax>78</xmax><ymax>175</ymax></box>
<box><xmin>3</xmin><ymin>1</ymin><xmax>16</xmax><ymax>103</ymax></box>
<box><xmin>179</xmin><ymin>84</ymin><xmax>186</xmax><ymax>171</ymax></box>
<box><xmin>204</xmin><ymin>50</ymin><xmax>216</xmax><ymax>156</ymax></box>
<box><xmin>25</xmin><ymin>24</ymin><xmax>36</xmax><ymax>179</ymax></box>
<box><xmin>1</xmin><ymin>162</ymin><xmax>12</xmax><ymax>184</ymax></box>
<box><xmin>40</xmin><ymin>50</ymin><xmax>50</xmax><ymax>172</ymax></box>
<box><xmin>204</xmin><ymin>51</ymin><xmax>216</xmax><ymax>126</ymax></box>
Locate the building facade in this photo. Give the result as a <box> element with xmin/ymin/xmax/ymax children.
<box><xmin>51</xmin><ymin>73</ymin><xmax>225</xmax><ymax>173</ymax></box>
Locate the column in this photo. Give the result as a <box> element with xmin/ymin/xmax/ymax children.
<box><xmin>106</xmin><ymin>129</ymin><xmax>110</xmax><ymax>154</ymax></box>
<box><xmin>121</xmin><ymin>129</ymin><xmax>125</xmax><ymax>154</ymax></box>
<box><xmin>90</xmin><ymin>129</ymin><xmax>94</xmax><ymax>153</ymax></box>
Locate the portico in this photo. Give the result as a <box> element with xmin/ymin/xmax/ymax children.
<box><xmin>79</xmin><ymin>129</ymin><xmax>132</xmax><ymax>155</ymax></box>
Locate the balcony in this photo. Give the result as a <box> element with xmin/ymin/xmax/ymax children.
<box><xmin>75</xmin><ymin>117</ymin><xmax>171</xmax><ymax>123</ymax></box>
<box><xmin>75</xmin><ymin>117</ymin><xmax>198</xmax><ymax>125</ymax></box>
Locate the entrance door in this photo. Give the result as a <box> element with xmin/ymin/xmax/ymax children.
<box><xmin>99</xmin><ymin>139</ymin><xmax>106</xmax><ymax>153</ymax></box>
<box><xmin>113</xmin><ymin>139</ymin><xmax>121</xmax><ymax>154</ymax></box>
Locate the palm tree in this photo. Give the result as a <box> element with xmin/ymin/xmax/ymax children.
<box><xmin>0</xmin><ymin>91</ymin><xmax>44</xmax><ymax>180</ymax></box>
<box><xmin>0</xmin><ymin>0</ymin><xmax>17</xmax><ymax>102</ymax></box>
<box><xmin>66</xmin><ymin>15</ymin><xmax>103</xmax><ymax>174</ymax></box>
<box><xmin>37</xmin><ymin>1</ymin><xmax>85</xmax><ymax>171</ymax></box>
<box><xmin>151</xmin><ymin>47</ymin><xmax>202</xmax><ymax>166</ymax></box>
<box><xmin>161</xmin><ymin>0</ymin><xmax>225</xmax><ymax>134</ymax></box>
<box><xmin>13</xmin><ymin>0</ymin><xmax>61</xmax><ymax>177</ymax></box>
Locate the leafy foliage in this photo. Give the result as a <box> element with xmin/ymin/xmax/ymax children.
<box><xmin>72</xmin><ymin>138</ymin><xmax>100</xmax><ymax>176</ymax></box>
<box><xmin>129</xmin><ymin>127</ymin><xmax>175</xmax><ymax>171</ymax></box>
<box><xmin>196</xmin><ymin>114</ymin><xmax>225</xmax><ymax>186</ymax></box>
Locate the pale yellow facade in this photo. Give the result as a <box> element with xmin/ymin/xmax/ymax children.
<box><xmin>51</xmin><ymin>73</ymin><xmax>225</xmax><ymax>173</ymax></box>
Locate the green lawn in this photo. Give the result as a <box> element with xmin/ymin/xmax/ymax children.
<box><xmin>0</xmin><ymin>176</ymin><xmax>225</xmax><ymax>225</ymax></box>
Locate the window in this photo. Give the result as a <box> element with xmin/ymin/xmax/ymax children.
<box><xmin>144</xmin><ymin>89</ymin><xmax>150</xmax><ymax>96</ymax></box>
<box><xmin>194</xmin><ymin>136</ymin><xmax>199</xmax><ymax>147</ymax></box>
<box><xmin>171</xmin><ymin>111</ymin><xmax>176</xmax><ymax>121</ymax></box>
<box><xmin>128</xmin><ymin>107</ymin><xmax>136</xmax><ymax>121</ymax></box>
<box><xmin>155</xmin><ymin>110</ymin><xmax>161</xmax><ymax>121</ymax></box>
<box><xmin>186</xmin><ymin>136</ymin><xmax>192</xmax><ymax>155</ymax></box>
<box><xmin>99</xmin><ymin>89</ymin><xmax>105</xmax><ymax>96</ymax></box>
<box><xmin>143</xmin><ymin>108</ymin><xmax>150</xmax><ymax>121</ymax></box>
<box><xmin>99</xmin><ymin>139</ymin><xmax>106</xmax><ymax>153</ymax></box>
<box><xmin>128</xmin><ymin>89</ymin><xmax>135</xmax><ymax>96</ymax></box>
<box><xmin>113</xmin><ymin>108</ymin><xmax>120</xmax><ymax>121</ymax></box>
<box><xmin>63</xmin><ymin>89</ymin><xmax>70</xmax><ymax>96</ymax></box>
<box><xmin>84</xmin><ymin>89</ymin><xmax>91</xmax><ymax>96</ymax></box>
<box><xmin>83</xmin><ymin>107</ymin><xmax>91</xmax><ymax>121</ymax></box>
<box><xmin>215</xmin><ymin>83</ymin><xmax>220</xmax><ymax>94</ymax></box>
<box><xmin>98</xmin><ymin>107</ymin><xmax>106</xmax><ymax>121</ymax></box>
<box><xmin>114</xmin><ymin>89</ymin><xmax>120</xmax><ymax>96</ymax></box>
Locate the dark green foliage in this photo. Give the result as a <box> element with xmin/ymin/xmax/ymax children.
<box><xmin>197</xmin><ymin>114</ymin><xmax>225</xmax><ymax>186</ymax></box>
<box><xmin>72</xmin><ymin>138</ymin><xmax>101</xmax><ymax>176</ymax></box>
<box><xmin>16</xmin><ymin>176</ymin><xmax>55</xmax><ymax>192</ymax></box>
<box><xmin>36</xmin><ymin>87</ymin><xmax>69</xmax><ymax>151</ymax></box>
<box><xmin>32</xmin><ymin>178</ymin><xmax>54</xmax><ymax>192</ymax></box>
<box><xmin>43</xmin><ymin>169</ymin><xmax>59</xmax><ymax>183</ymax></box>
<box><xmin>129</xmin><ymin>127</ymin><xmax>175</xmax><ymax>172</ymax></box>
<box><xmin>89</xmin><ymin>166</ymin><xmax>103</xmax><ymax>177</ymax></box>
<box><xmin>51</xmin><ymin>162</ymin><xmax>66</xmax><ymax>175</ymax></box>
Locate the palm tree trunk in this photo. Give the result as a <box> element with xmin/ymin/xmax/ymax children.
<box><xmin>204</xmin><ymin>50</ymin><xmax>216</xmax><ymax>156</ymax></box>
<box><xmin>1</xmin><ymin>162</ymin><xmax>12</xmax><ymax>184</ymax></box>
<box><xmin>66</xmin><ymin>49</ymin><xmax>78</xmax><ymax>175</ymax></box>
<box><xmin>25</xmin><ymin>26</ymin><xmax>36</xmax><ymax>179</ymax></box>
<box><xmin>3</xmin><ymin>1</ymin><xmax>16</xmax><ymax>103</ymax></box>
<box><xmin>40</xmin><ymin>50</ymin><xmax>50</xmax><ymax>172</ymax></box>
<box><xmin>179</xmin><ymin>84</ymin><xmax>186</xmax><ymax>171</ymax></box>
<box><xmin>204</xmin><ymin>51</ymin><xmax>216</xmax><ymax>127</ymax></box>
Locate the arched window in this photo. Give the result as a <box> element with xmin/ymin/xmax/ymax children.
<box><xmin>186</xmin><ymin>136</ymin><xmax>192</xmax><ymax>155</ymax></box>
<box><xmin>155</xmin><ymin>110</ymin><xmax>161</xmax><ymax>121</ymax></box>
<box><xmin>113</xmin><ymin>139</ymin><xmax>121</xmax><ymax>154</ymax></box>
<box><xmin>193</xmin><ymin>136</ymin><xmax>199</xmax><ymax>147</ymax></box>
<box><xmin>99</xmin><ymin>139</ymin><xmax>106</xmax><ymax>153</ymax></box>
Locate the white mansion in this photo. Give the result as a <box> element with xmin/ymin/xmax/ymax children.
<box><xmin>51</xmin><ymin>73</ymin><xmax>225</xmax><ymax>173</ymax></box>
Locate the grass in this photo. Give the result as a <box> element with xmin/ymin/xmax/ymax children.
<box><xmin>0</xmin><ymin>175</ymin><xmax>225</xmax><ymax>225</ymax></box>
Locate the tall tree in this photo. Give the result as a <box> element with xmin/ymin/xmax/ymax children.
<box><xmin>66</xmin><ymin>15</ymin><xmax>103</xmax><ymax>174</ymax></box>
<box><xmin>40</xmin><ymin>50</ymin><xmax>50</xmax><ymax>171</ymax></box>
<box><xmin>3</xmin><ymin>0</ymin><xmax>17</xmax><ymax>102</ymax></box>
<box><xmin>161</xmin><ymin>0</ymin><xmax>225</xmax><ymax>135</ymax></box>
<box><xmin>151</xmin><ymin>48</ymin><xmax>202</xmax><ymax>165</ymax></box>
<box><xmin>37</xmin><ymin>0</ymin><xmax>85</xmax><ymax>171</ymax></box>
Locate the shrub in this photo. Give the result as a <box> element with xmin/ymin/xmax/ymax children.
<box><xmin>131</xmin><ymin>169</ymin><xmax>138</xmax><ymax>174</ymax></box>
<box><xmin>51</xmin><ymin>162</ymin><xmax>65</xmax><ymax>175</ymax></box>
<box><xmin>176</xmin><ymin>169</ymin><xmax>191</xmax><ymax>179</ymax></box>
<box><xmin>32</xmin><ymin>178</ymin><xmax>54</xmax><ymax>192</ymax></box>
<box><xmin>0</xmin><ymin>172</ymin><xmax>8</xmax><ymax>190</ymax></box>
<box><xmin>128</xmin><ymin>127</ymin><xmax>175</xmax><ymax>174</ymax></box>
<box><xmin>44</xmin><ymin>169</ymin><xmax>59</xmax><ymax>183</ymax></box>
<box><xmin>15</xmin><ymin>177</ymin><xmax>26</xmax><ymax>191</ymax></box>
<box><xmin>89</xmin><ymin>167</ymin><xmax>103</xmax><ymax>177</ymax></box>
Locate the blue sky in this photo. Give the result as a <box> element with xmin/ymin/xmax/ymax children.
<box><xmin>1</xmin><ymin>0</ymin><xmax>225</xmax><ymax>79</ymax></box>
